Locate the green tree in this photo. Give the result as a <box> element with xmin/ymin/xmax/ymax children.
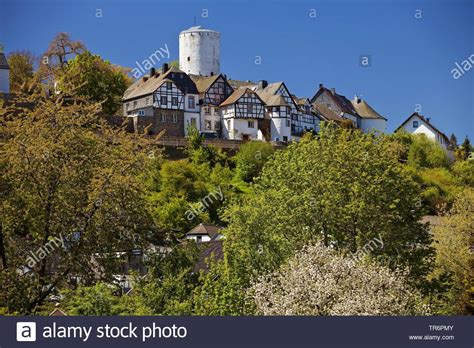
<box><xmin>58</xmin><ymin>50</ymin><xmax>131</xmax><ymax>115</ymax></box>
<box><xmin>456</xmin><ymin>137</ymin><xmax>472</xmax><ymax>161</ymax></box>
<box><xmin>7</xmin><ymin>51</ymin><xmax>35</xmax><ymax>92</ymax></box>
<box><xmin>204</xmin><ymin>126</ymin><xmax>435</xmax><ymax>314</ymax></box>
<box><xmin>0</xmin><ymin>91</ymin><xmax>155</xmax><ymax>314</ymax></box>
<box><xmin>431</xmin><ymin>189</ymin><xmax>474</xmax><ymax>314</ymax></box>
<box><xmin>234</xmin><ymin>141</ymin><xmax>275</xmax><ymax>182</ymax></box>
<box><xmin>407</xmin><ymin>134</ymin><xmax>450</xmax><ymax>169</ymax></box>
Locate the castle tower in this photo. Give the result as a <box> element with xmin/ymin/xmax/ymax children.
<box><xmin>0</xmin><ymin>44</ymin><xmax>10</xmax><ymax>94</ymax></box>
<box><xmin>179</xmin><ymin>26</ymin><xmax>220</xmax><ymax>77</ymax></box>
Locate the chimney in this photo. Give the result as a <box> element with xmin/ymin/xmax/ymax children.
<box><xmin>150</xmin><ymin>67</ymin><xmax>156</xmax><ymax>76</ymax></box>
<box><xmin>162</xmin><ymin>63</ymin><xmax>169</xmax><ymax>73</ymax></box>
<box><xmin>259</xmin><ymin>80</ymin><xmax>268</xmax><ymax>89</ymax></box>
<box><xmin>331</xmin><ymin>88</ymin><xmax>336</xmax><ymax>96</ymax></box>
<box><xmin>354</xmin><ymin>94</ymin><xmax>361</xmax><ymax>103</ymax></box>
<box><xmin>319</xmin><ymin>83</ymin><xmax>323</xmax><ymax>89</ymax></box>
<box><xmin>426</xmin><ymin>117</ymin><xmax>431</xmax><ymax>123</ymax></box>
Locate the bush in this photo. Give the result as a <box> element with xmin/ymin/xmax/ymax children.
<box><xmin>408</xmin><ymin>134</ymin><xmax>450</xmax><ymax>169</ymax></box>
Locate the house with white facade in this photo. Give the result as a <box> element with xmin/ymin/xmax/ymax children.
<box><xmin>189</xmin><ymin>73</ymin><xmax>234</xmax><ymax>137</ymax></box>
<box><xmin>312</xmin><ymin>84</ymin><xmax>387</xmax><ymax>133</ymax></box>
<box><xmin>185</xmin><ymin>223</ymin><xmax>223</xmax><ymax>243</ymax></box>
<box><xmin>0</xmin><ymin>45</ymin><xmax>10</xmax><ymax>95</ymax></box>
<box><xmin>351</xmin><ymin>95</ymin><xmax>387</xmax><ymax>132</ymax></box>
<box><xmin>396</xmin><ymin>112</ymin><xmax>449</xmax><ymax>149</ymax></box>
<box><xmin>220</xmin><ymin>87</ymin><xmax>266</xmax><ymax>140</ymax></box>
<box><xmin>254</xmin><ymin>81</ymin><xmax>318</xmax><ymax>141</ymax></box>
<box><xmin>122</xmin><ymin>64</ymin><xmax>200</xmax><ymax>136</ymax></box>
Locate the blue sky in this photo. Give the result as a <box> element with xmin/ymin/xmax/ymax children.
<box><xmin>1</xmin><ymin>0</ymin><xmax>473</xmax><ymax>139</ymax></box>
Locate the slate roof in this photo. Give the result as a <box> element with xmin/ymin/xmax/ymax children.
<box><xmin>313</xmin><ymin>103</ymin><xmax>344</xmax><ymax>122</ymax></box>
<box><xmin>351</xmin><ymin>98</ymin><xmax>387</xmax><ymax>120</ymax></box>
<box><xmin>312</xmin><ymin>86</ymin><xmax>358</xmax><ymax>116</ymax></box>
<box><xmin>396</xmin><ymin>112</ymin><xmax>449</xmax><ymax>142</ymax></box>
<box><xmin>123</xmin><ymin>66</ymin><xmax>198</xmax><ymax>100</ymax></box>
<box><xmin>0</xmin><ymin>53</ymin><xmax>9</xmax><ymax>69</ymax></box>
<box><xmin>186</xmin><ymin>223</ymin><xmax>223</xmax><ymax>239</ymax></box>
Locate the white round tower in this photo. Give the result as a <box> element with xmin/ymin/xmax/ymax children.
<box><xmin>179</xmin><ymin>26</ymin><xmax>220</xmax><ymax>76</ymax></box>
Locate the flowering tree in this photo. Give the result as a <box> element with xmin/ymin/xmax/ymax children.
<box><xmin>249</xmin><ymin>243</ymin><xmax>427</xmax><ymax>315</ymax></box>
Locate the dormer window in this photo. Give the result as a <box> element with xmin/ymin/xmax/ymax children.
<box><xmin>166</xmin><ymin>82</ymin><xmax>172</xmax><ymax>90</ymax></box>
<box><xmin>413</xmin><ymin>121</ymin><xmax>419</xmax><ymax>128</ymax></box>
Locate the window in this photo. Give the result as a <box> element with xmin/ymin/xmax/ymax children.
<box><xmin>126</xmin><ymin>103</ymin><xmax>130</xmax><ymax>110</ymax></box>
<box><xmin>172</xmin><ymin>114</ymin><xmax>177</xmax><ymax>123</ymax></box>
<box><xmin>248</xmin><ymin>121</ymin><xmax>255</xmax><ymax>128</ymax></box>
<box><xmin>205</xmin><ymin>120</ymin><xmax>212</xmax><ymax>130</ymax></box>
<box><xmin>187</xmin><ymin>56</ymin><xmax>190</xmax><ymax>62</ymax></box>
<box><xmin>190</xmin><ymin>118</ymin><xmax>197</xmax><ymax>126</ymax></box>
<box><xmin>172</xmin><ymin>97</ymin><xmax>178</xmax><ymax>106</ymax></box>
<box><xmin>146</xmin><ymin>97</ymin><xmax>150</xmax><ymax>105</ymax></box>
<box><xmin>133</xmin><ymin>101</ymin><xmax>137</xmax><ymax>108</ymax></box>
<box><xmin>138</xmin><ymin>110</ymin><xmax>145</xmax><ymax>116</ymax></box>
<box><xmin>413</xmin><ymin>121</ymin><xmax>419</xmax><ymax>128</ymax></box>
<box><xmin>227</xmin><ymin>120</ymin><xmax>231</xmax><ymax>129</ymax></box>
<box><xmin>214</xmin><ymin>121</ymin><xmax>220</xmax><ymax>130</ymax></box>
<box><xmin>188</xmin><ymin>96</ymin><xmax>195</xmax><ymax>109</ymax></box>
<box><xmin>247</xmin><ymin>104</ymin><xmax>254</xmax><ymax>114</ymax></box>
<box><xmin>275</xmin><ymin>106</ymin><xmax>280</xmax><ymax>112</ymax></box>
<box><xmin>286</xmin><ymin>119</ymin><xmax>290</xmax><ymax>127</ymax></box>
<box><xmin>166</xmin><ymin>82</ymin><xmax>172</xmax><ymax>90</ymax></box>
<box><xmin>160</xmin><ymin>96</ymin><xmax>167</xmax><ymax>105</ymax></box>
<box><xmin>283</xmin><ymin>136</ymin><xmax>288</xmax><ymax>142</ymax></box>
<box><xmin>204</xmin><ymin>107</ymin><xmax>210</xmax><ymax>115</ymax></box>
<box><xmin>161</xmin><ymin>114</ymin><xmax>166</xmax><ymax>122</ymax></box>
<box><xmin>196</xmin><ymin>235</ymin><xmax>202</xmax><ymax>243</ymax></box>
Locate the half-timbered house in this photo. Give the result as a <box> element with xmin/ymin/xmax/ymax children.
<box><xmin>189</xmin><ymin>73</ymin><xmax>233</xmax><ymax>137</ymax></box>
<box><xmin>220</xmin><ymin>87</ymin><xmax>266</xmax><ymax>140</ymax></box>
<box><xmin>311</xmin><ymin>84</ymin><xmax>361</xmax><ymax>128</ymax></box>
<box><xmin>254</xmin><ymin>80</ymin><xmax>304</xmax><ymax>141</ymax></box>
<box><xmin>123</xmin><ymin>64</ymin><xmax>199</xmax><ymax>136</ymax></box>
<box><xmin>293</xmin><ymin>96</ymin><xmax>319</xmax><ymax>136</ymax></box>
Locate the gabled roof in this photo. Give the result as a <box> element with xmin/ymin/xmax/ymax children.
<box><xmin>220</xmin><ymin>87</ymin><xmax>265</xmax><ymax>107</ymax></box>
<box><xmin>396</xmin><ymin>112</ymin><xmax>449</xmax><ymax>142</ymax></box>
<box><xmin>351</xmin><ymin>98</ymin><xmax>387</xmax><ymax>120</ymax></box>
<box><xmin>312</xmin><ymin>86</ymin><xmax>358</xmax><ymax>116</ymax></box>
<box><xmin>254</xmin><ymin>81</ymin><xmax>299</xmax><ymax>110</ymax></box>
<box><xmin>0</xmin><ymin>53</ymin><xmax>9</xmax><ymax>69</ymax></box>
<box><xmin>260</xmin><ymin>94</ymin><xmax>288</xmax><ymax>106</ymax></box>
<box><xmin>313</xmin><ymin>103</ymin><xmax>344</xmax><ymax>122</ymax></box>
<box><xmin>189</xmin><ymin>73</ymin><xmax>221</xmax><ymax>94</ymax></box>
<box><xmin>186</xmin><ymin>223</ymin><xmax>223</xmax><ymax>239</ymax></box>
<box><xmin>123</xmin><ymin>66</ymin><xmax>198</xmax><ymax>100</ymax></box>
